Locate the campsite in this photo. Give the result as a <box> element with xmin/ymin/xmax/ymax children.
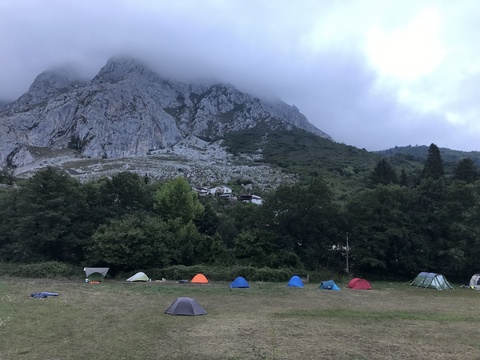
<box><xmin>1</xmin><ymin>277</ymin><xmax>480</xmax><ymax>360</ymax></box>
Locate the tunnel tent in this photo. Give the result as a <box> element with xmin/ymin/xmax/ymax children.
<box><xmin>410</xmin><ymin>272</ymin><xmax>453</xmax><ymax>290</ymax></box>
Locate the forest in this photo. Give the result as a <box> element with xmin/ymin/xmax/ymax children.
<box><xmin>0</xmin><ymin>143</ymin><xmax>479</xmax><ymax>281</ymax></box>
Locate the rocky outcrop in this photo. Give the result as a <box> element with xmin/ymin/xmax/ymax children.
<box><xmin>0</xmin><ymin>56</ymin><xmax>331</xmax><ymax>169</ymax></box>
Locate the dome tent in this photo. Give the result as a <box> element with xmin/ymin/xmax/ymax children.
<box><xmin>165</xmin><ymin>297</ymin><xmax>207</xmax><ymax>316</ymax></box>
<box><xmin>126</xmin><ymin>272</ymin><xmax>150</xmax><ymax>282</ymax></box>
<box><xmin>229</xmin><ymin>276</ymin><xmax>250</xmax><ymax>288</ymax></box>
<box><xmin>347</xmin><ymin>278</ymin><xmax>372</xmax><ymax>290</ymax></box>
<box><xmin>319</xmin><ymin>280</ymin><xmax>340</xmax><ymax>291</ymax></box>
<box><xmin>191</xmin><ymin>273</ymin><xmax>209</xmax><ymax>284</ymax></box>
<box><xmin>287</xmin><ymin>275</ymin><xmax>304</xmax><ymax>288</ymax></box>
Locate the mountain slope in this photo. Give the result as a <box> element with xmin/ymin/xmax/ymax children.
<box><xmin>0</xmin><ymin>56</ymin><xmax>331</xmax><ymax>170</ymax></box>
<box><xmin>376</xmin><ymin>145</ymin><xmax>480</xmax><ymax>166</ymax></box>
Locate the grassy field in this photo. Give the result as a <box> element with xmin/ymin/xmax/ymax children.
<box><xmin>1</xmin><ymin>277</ymin><xmax>479</xmax><ymax>360</ymax></box>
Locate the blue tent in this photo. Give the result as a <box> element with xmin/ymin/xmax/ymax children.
<box><xmin>229</xmin><ymin>276</ymin><xmax>250</xmax><ymax>288</ymax></box>
<box><xmin>319</xmin><ymin>280</ymin><xmax>340</xmax><ymax>291</ymax></box>
<box><xmin>287</xmin><ymin>275</ymin><xmax>304</xmax><ymax>288</ymax></box>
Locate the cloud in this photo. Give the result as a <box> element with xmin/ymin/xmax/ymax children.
<box><xmin>1</xmin><ymin>0</ymin><xmax>479</xmax><ymax>151</ymax></box>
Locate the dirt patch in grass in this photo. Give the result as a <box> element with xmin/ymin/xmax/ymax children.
<box><xmin>1</xmin><ymin>278</ymin><xmax>479</xmax><ymax>359</ymax></box>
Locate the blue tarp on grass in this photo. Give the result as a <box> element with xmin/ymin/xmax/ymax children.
<box><xmin>30</xmin><ymin>292</ymin><xmax>59</xmax><ymax>298</ymax></box>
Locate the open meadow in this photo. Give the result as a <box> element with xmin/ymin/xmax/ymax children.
<box><xmin>1</xmin><ymin>277</ymin><xmax>479</xmax><ymax>360</ymax></box>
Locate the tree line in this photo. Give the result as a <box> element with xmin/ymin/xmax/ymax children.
<box><xmin>0</xmin><ymin>143</ymin><xmax>479</xmax><ymax>280</ymax></box>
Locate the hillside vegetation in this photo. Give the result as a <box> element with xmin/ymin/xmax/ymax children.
<box><xmin>224</xmin><ymin>127</ymin><xmax>382</xmax><ymax>200</ymax></box>
<box><xmin>1</xmin><ymin>140</ymin><xmax>479</xmax><ymax>282</ymax></box>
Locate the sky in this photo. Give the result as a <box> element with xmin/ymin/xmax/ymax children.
<box><xmin>1</xmin><ymin>0</ymin><xmax>479</xmax><ymax>152</ymax></box>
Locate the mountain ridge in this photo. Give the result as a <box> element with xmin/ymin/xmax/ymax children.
<box><xmin>2</xmin><ymin>56</ymin><xmax>478</xmax><ymax>191</ymax></box>
<box><xmin>0</xmin><ymin>56</ymin><xmax>330</xmax><ymax>170</ymax></box>
<box><xmin>0</xmin><ymin>56</ymin><xmax>334</xmax><ymax>188</ymax></box>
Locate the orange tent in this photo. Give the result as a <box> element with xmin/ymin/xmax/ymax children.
<box><xmin>191</xmin><ymin>273</ymin><xmax>209</xmax><ymax>284</ymax></box>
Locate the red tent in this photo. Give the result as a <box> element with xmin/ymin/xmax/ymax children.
<box><xmin>347</xmin><ymin>278</ymin><xmax>372</xmax><ymax>290</ymax></box>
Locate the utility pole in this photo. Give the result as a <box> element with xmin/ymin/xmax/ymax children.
<box><xmin>346</xmin><ymin>232</ymin><xmax>350</xmax><ymax>273</ymax></box>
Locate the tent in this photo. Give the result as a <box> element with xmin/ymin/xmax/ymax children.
<box><xmin>229</xmin><ymin>276</ymin><xmax>250</xmax><ymax>288</ymax></box>
<box><xmin>469</xmin><ymin>274</ymin><xmax>480</xmax><ymax>290</ymax></box>
<box><xmin>319</xmin><ymin>280</ymin><xmax>340</xmax><ymax>291</ymax></box>
<box><xmin>410</xmin><ymin>272</ymin><xmax>453</xmax><ymax>290</ymax></box>
<box><xmin>164</xmin><ymin>297</ymin><xmax>207</xmax><ymax>316</ymax></box>
<box><xmin>191</xmin><ymin>273</ymin><xmax>209</xmax><ymax>284</ymax></box>
<box><xmin>84</xmin><ymin>267</ymin><xmax>109</xmax><ymax>282</ymax></box>
<box><xmin>287</xmin><ymin>275</ymin><xmax>304</xmax><ymax>288</ymax></box>
<box><xmin>126</xmin><ymin>272</ymin><xmax>150</xmax><ymax>282</ymax></box>
<box><xmin>347</xmin><ymin>278</ymin><xmax>372</xmax><ymax>290</ymax></box>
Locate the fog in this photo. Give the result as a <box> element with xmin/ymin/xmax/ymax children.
<box><xmin>1</xmin><ymin>0</ymin><xmax>479</xmax><ymax>151</ymax></box>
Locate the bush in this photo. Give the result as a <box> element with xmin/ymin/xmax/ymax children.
<box><xmin>8</xmin><ymin>261</ymin><xmax>80</xmax><ymax>278</ymax></box>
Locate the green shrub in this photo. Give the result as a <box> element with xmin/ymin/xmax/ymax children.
<box><xmin>9</xmin><ymin>261</ymin><xmax>80</xmax><ymax>278</ymax></box>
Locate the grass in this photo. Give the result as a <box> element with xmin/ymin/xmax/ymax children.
<box><xmin>1</xmin><ymin>278</ymin><xmax>480</xmax><ymax>359</ymax></box>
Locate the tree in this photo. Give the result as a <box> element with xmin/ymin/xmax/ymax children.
<box><xmin>260</xmin><ymin>178</ymin><xmax>342</xmax><ymax>269</ymax></box>
<box><xmin>195</xmin><ymin>202</ymin><xmax>219</xmax><ymax>236</ymax></box>
<box><xmin>399</xmin><ymin>168</ymin><xmax>409</xmax><ymax>187</ymax></box>
<box><xmin>370</xmin><ymin>159</ymin><xmax>398</xmax><ymax>186</ymax></box>
<box><xmin>11</xmin><ymin>167</ymin><xmax>91</xmax><ymax>263</ymax></box>
<box><xmin>87</xmin><ymin>214</ymin><xmax>172</xmax><ymax>271</ymax></box>
<box><xmin>453</xmin><ymin>158</ymin><xmax>478</xmax><ymax>183</ymax></box>
<box><xmin>154</xmin><ymin>177</ymin><xmax>204</xmax><ymax>224</ymax></box>
<box><xmin>424</xmin><ymin>180</ymin><xmax>478</xmax><ymax>278</ymax></box>
<box><xmin>346</xmin><ymin>185</ymin><xmax>427</xmax><ymax>278</ymax></box>
<box><xmin>0</xmin><ymin>169</ymin><xmax>15</xmax><ymax>185</ymax></box>
<box><xmin>234</xmin><ymin>229</ymin><xmax>276</xmax><ymax>267</ymax></box>
<box><xmin>421</xmin><ymin>144</ymin><xmax>444</xmax><ymax>180</ymax></box>
<box><xmin>0</xmin><ymin>189</ymin><xmax>23</xmax><ymax>261</ymax></box>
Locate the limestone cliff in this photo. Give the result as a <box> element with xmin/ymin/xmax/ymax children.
<box><xmin>0</xmin><ymin>56</ymin><xmax>331</xmax><ymax>169</ymax></box>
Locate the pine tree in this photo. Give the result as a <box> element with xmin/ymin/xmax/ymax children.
<box><xmin>454</xmin><ymin>158</ymin><xmax>478</xmax><ymax>183</ymax></box>
<box><xmin>399</xmin><ymin>168</ymin><xmax>409</xmax><ymax>187</ymax></box>
<box><xmin>421</xmin><ymin>143</ymin><xmax>444</xmax><ymax>180</ymax></box>
<box><xmin>370</xmin><ymin>159</ymin><xmax>398</xmax><ymax>186</ymax></box>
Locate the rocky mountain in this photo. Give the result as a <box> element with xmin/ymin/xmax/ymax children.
<box><xmin>0</xmin><ymin>56</ymin><xmax>331</xmax><ymax>187</ymax></box>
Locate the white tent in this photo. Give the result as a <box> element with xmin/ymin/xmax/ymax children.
<box><xmin>469</xmin><ymin>274</ymin><xmax>480</xmax><ymax>290</ymax></box>
<box><xmin>126</xmin><ymin>272</ymin><xmax>150</xmax><ymax>282</ymax></box>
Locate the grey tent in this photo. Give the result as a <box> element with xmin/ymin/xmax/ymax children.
<box><xmin>84</xmin><ymin>267</ymin><xmax>109</xmax><ymax>282</ymax></box>
<box><xmin>410</xmin><ymin>272</ymin><xmax>453</xmax><ymax>290</ymax></box>
<box><xmin>165</xmin><ymin>297</ymin><xmax>207</xmax><ymax>316</ymax></box>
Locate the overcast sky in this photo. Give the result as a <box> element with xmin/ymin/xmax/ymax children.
<box><xmin>1</xmin><ymin>0</ymin><xmax>479</xmax><ymax>151</ymax></box>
